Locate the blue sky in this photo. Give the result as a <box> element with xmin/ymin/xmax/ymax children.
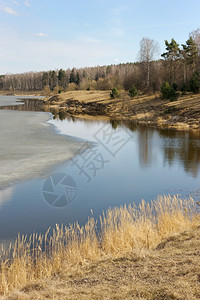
<box><xmin>0</xmin><ymin>0</ymin><xmax>199</xmax><ymax>74</ymax></box>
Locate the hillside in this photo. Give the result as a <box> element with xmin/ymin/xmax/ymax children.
<box><xmin>45</xmin><ymin>91</ymin><xmax>200</xmax><ymax>131</ymax></box>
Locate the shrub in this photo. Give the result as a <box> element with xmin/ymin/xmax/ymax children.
<box><xmin>172</xmin><ymin>82</ymin><xmax>178</xmax><ymax>91</ymax></box>
<box><xmin>190</xmin><ymin>72</ymin><xmax>200</xmax><ymax>93</ymax></box>
<box><xmin>180</xmin><ymin>83</ymin><xmax>187</xmax><ymax>94</ymax></box>
<box><xmin>160</xmin><ymin>82</ymin><xmax>179</xmax><ymax>101</ymax></box>
<box><xmin>129</xmin><ymin>85</ymin><xmax>138</xmax><ymax>98</ymax></box>
<box><xmin>110</xmin><ymin>87</ymin><xmax>120</xmax><ymax>99</ymax></box>
<box><xmin>43</xmin><ymin>85</ymin><xmax>51</xmax><ymax>97</ymax></box>
<box><xmin>66</xmin><ymin>82</ymin><xmax>78</xmax><ymax>91</ymax></box>
<box><xmin>161</xmin><ymin>82</ymin><xmax>170</xmax><ymax>99</ymax></box>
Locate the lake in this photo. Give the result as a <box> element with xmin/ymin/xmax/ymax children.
<box><xmin>0</xmin><ymin>96</ymin><xmax>200</xmax><ymax>246</ymax></box>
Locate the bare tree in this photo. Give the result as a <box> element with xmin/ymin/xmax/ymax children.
<box><xmin>139</xmin><ymin>37</ymin><xmax>159</xmax><ymax>88</ymax></box>
<box><xmin>190</xmin><ymin>28</ymin><xmax>200</xmax><ymax>55</ymax></box>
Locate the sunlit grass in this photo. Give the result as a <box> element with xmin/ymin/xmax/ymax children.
<box><xmin>0</xmin><ymin>195</ymin><xmax>199</xmax><ymax>295</ymax></box>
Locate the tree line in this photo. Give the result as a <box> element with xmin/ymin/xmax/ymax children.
<box><xmin>0</xmin><ymin>28</ymin><xmax>200</xmax><ymax>95</ymax></box>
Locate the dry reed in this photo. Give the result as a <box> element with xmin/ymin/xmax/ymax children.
<box><xmin>0</xmin><ymin>195</ymin><xmax>199</xmax><ymax>295</ymax></box>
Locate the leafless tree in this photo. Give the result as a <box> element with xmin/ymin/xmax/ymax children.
<box><xmin>139</xmin><ymin>37</ymin><xmax>160</xmax><ymax>89</ymax></box>
<box><xmin>190</xmin><ymin>28</ymin><xmax>200</xmax><ymax>55</ymax></box>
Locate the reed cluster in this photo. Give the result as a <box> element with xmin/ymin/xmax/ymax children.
<box><xmin>0</xmin><ymin>195</ymin><xmax>199</xmax><ymax>295</ymax></box>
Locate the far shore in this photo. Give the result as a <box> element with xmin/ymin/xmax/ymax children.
<box><xmin>0</xmin><ymin>90</ymin><xmax>44</xmax><ymax>97</ymax></box>
<box><xmin>44</xmin><ymin>90</ymin><xmax>200</xmax><ymax>132</ymax></box>
<box><xmin>1</xmin><ymin>90</ymin><xmax>200</xmax><ymax>132</ymax></box>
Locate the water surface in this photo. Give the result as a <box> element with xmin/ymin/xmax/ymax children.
<box><xmin>0</xmin><ymin>96</ymin><xmax>200</xmax><ymax>246</ymax></box>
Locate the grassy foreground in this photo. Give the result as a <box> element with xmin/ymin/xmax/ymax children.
<box><xmin>0</xmin><ymin>196</ymin><xmax>199</xmax><ymax>299</ymax></box>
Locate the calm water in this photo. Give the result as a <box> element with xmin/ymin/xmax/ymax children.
<box><xmin>0</xmin><ymin>97</ymin><xmax>200</xmax><ymax>245</ymax></box>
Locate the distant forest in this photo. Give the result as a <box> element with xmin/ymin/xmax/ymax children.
<box><xmin>1</xmin><ymin>28</ymin><xmax>200</xmax><ymax>94</ymax></box>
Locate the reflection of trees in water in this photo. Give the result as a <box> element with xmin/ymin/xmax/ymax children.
<box><xmin>46</xmin><ymin>110</ymin><xmax>200</xmax><ymax>177</ymax></box>
<box><xmin>138</xmin><ymin>127</ymin><xmax>154</xmax><ymax>168</ymax></box>
<box><xmin>0</xmin><ymin>99</ymin><xmax>45</xmax><ymax>112</ymax></box>
<box><xmin>127</xmin><ymin>125</ymin><xmax>200</xmax><ymax>177</ymax></box>
<box><xmin>124</xmin><ymin>121</ymin><xmax>137</xmax><ymax>132</ymax></box>
<box><xmin>159</xmin><ymin>130</ymin><xmax>200</xmax><ymax>177</ymax></box>
<box><xmin>109</xmin><ymin>119</ymin><xmax>137</xmax><ymax>132</ymax></box>
<box><xmin>110</xmin><ymin>119</ymin><xmax>120</xmax><ymax>130</ymax></box>
<box><xmin>45</xmin><ymin>109</ymin><xmax>200</xmax><ymax>177</ymax></box>
<box><xmin>163</xmin><ymin>147</ymin><xmax>176</xmax><ymax>166</ymax></box>
<box><xmin>2</xmin><ymin>99</ymin><xmax>200</xmax><ymax>177</ymax></box>
<box><xmin>51</xmin><ymin>109</ymin><xmax>75</xmax><ymax>122</ymax></box>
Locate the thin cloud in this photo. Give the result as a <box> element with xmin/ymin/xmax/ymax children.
<box><xmin>12</xmin><ymin>1</ymin><xmax>19</xmax><ymax>5</ymax></box>
<box><xmin>32</xmin><ymin>32</ymin><xmax>49</xmax><ymax>37</ymax></box>
<box><xmin>24</xmin><ymin>0</ymin><xmax>31</xmax><ymax>6</ymax></box>
<box><xmin>0</xmin><ymin>27</ymin><xmax>123</xmax><ymax>73</ymax></box>
<box><xmin>2</xmin><ymin>6</ymin><xmax>18</xmax><ymax>15</ymax></box>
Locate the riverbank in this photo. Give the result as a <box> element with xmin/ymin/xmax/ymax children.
<box><xmin>1</xmin><ymin>90</ymin><xmax>200</xmax><ymax>132</ymax></box>
<box><xmin>0</xmin><ymin>91</ymin><xmax>44</xmax><ymax>97</ymax></box>
<box><xmin>45</xmin><ymin>90</ymin><xmax>200</xmax><ymax>132</ymax></box>
<box><xmin>0</xmin><ymin>196</ymin><xmax>199</xmax><ymax>300</ymax></box>
<box><xmin>3</xmin><ymin>228</ymin><xmax>200</xmax><ymax>300</ymax></box>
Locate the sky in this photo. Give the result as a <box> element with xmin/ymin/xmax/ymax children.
<box><xmin>0</xmin><ymin>0</ymin><xmax>200</xmax><ymax>74</ymax></box>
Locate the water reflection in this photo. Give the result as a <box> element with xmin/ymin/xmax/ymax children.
<box><xmin>50</xmin><ymin>111</ymin><xmax>200</xmax><ymax>177</ymax></box>
<box><xmin>51</xmin><ymin>108</ymin><xmax>76</xmax><ymax>122</ymax></box>
<box><xmin>138</xmin><ymin>127</ymin><xmax>154</xmax><ymax>168</ymax></box>
<box><xmin>1</xmin><ymin>98</ymin><xmax>200</xmax><ymax>179</ymax></box>
<box><xmin>159</xmin><ymin>130</ymin><xmax>200</xmax><ymax>177</ymax></box>
<box><xmin>0</xmin><ymin>98</ymin><xmax>45</xmax><ymax>111</ymax></box>
<box><xmin>49</xmin><ymin>115</ymin><xmax>200</xmax><ymax>178</ymax></box>
<box><xmin>60</xmin><ymin>112</ymin><xmax>200</xmax><ymax>177</ymax></box>
<box><xmin>1</xmin><ymin>99</ymin><xmax>200</xmax><ymax>245</ymax></box>
<box><xmin>0</xmin><ymin>187</ymin><xmax>13</xmax><ymax>207</ymax></box>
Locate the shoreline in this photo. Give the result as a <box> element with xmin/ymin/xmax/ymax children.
<box><xmin>0</xmin><ymin>91</ymin><xmax>44</xmax><ymax>97</ymax></box>
<box><xmin>44</xmin><ymin>90</ymin><xmax>200</xmax><ymax>133</ymax></box>
<box><xmin>1</xmin><ymin>90</ymin><xmax>200</xmax><ymax>133</ymax></box>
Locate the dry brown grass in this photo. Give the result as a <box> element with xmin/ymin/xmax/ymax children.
<box><xmin>57</xmin><ymin>90</ymin><xmax>158</xmax><ymax>105</ymax></box>
<box><xmin>0</xmin><ymin>91</ymin><xmax>43</xmax><ymax>97</ymax></box>
<box><xmin>59</xmin><ymin>90</ymin><xmax>111</xmax><ymax>103</ymax></box>
<box><xmin>0</xmin><ymin>195</ymin><xmax>199</xmax><ymax>299</ymax></box>
<box><xmin>45</xmin><ymin>90</ymin><xmax>200</xmax><ymax>131</ymax></box>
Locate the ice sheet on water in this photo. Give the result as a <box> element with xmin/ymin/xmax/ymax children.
<box><xmin>0</xmin><ymin>110</ymin><xmax>86</xmax><ymax>189</ymax></box>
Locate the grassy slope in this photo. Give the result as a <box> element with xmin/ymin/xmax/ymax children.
<box><xmin>46</xmin><ymin>90</ymin><xmax>200</xmax><ymax>131</ymax></box>
<box><xmin>1</xmin><ymin>89</ymin><xmax>200</xmax><ymax>131</ymax></box>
